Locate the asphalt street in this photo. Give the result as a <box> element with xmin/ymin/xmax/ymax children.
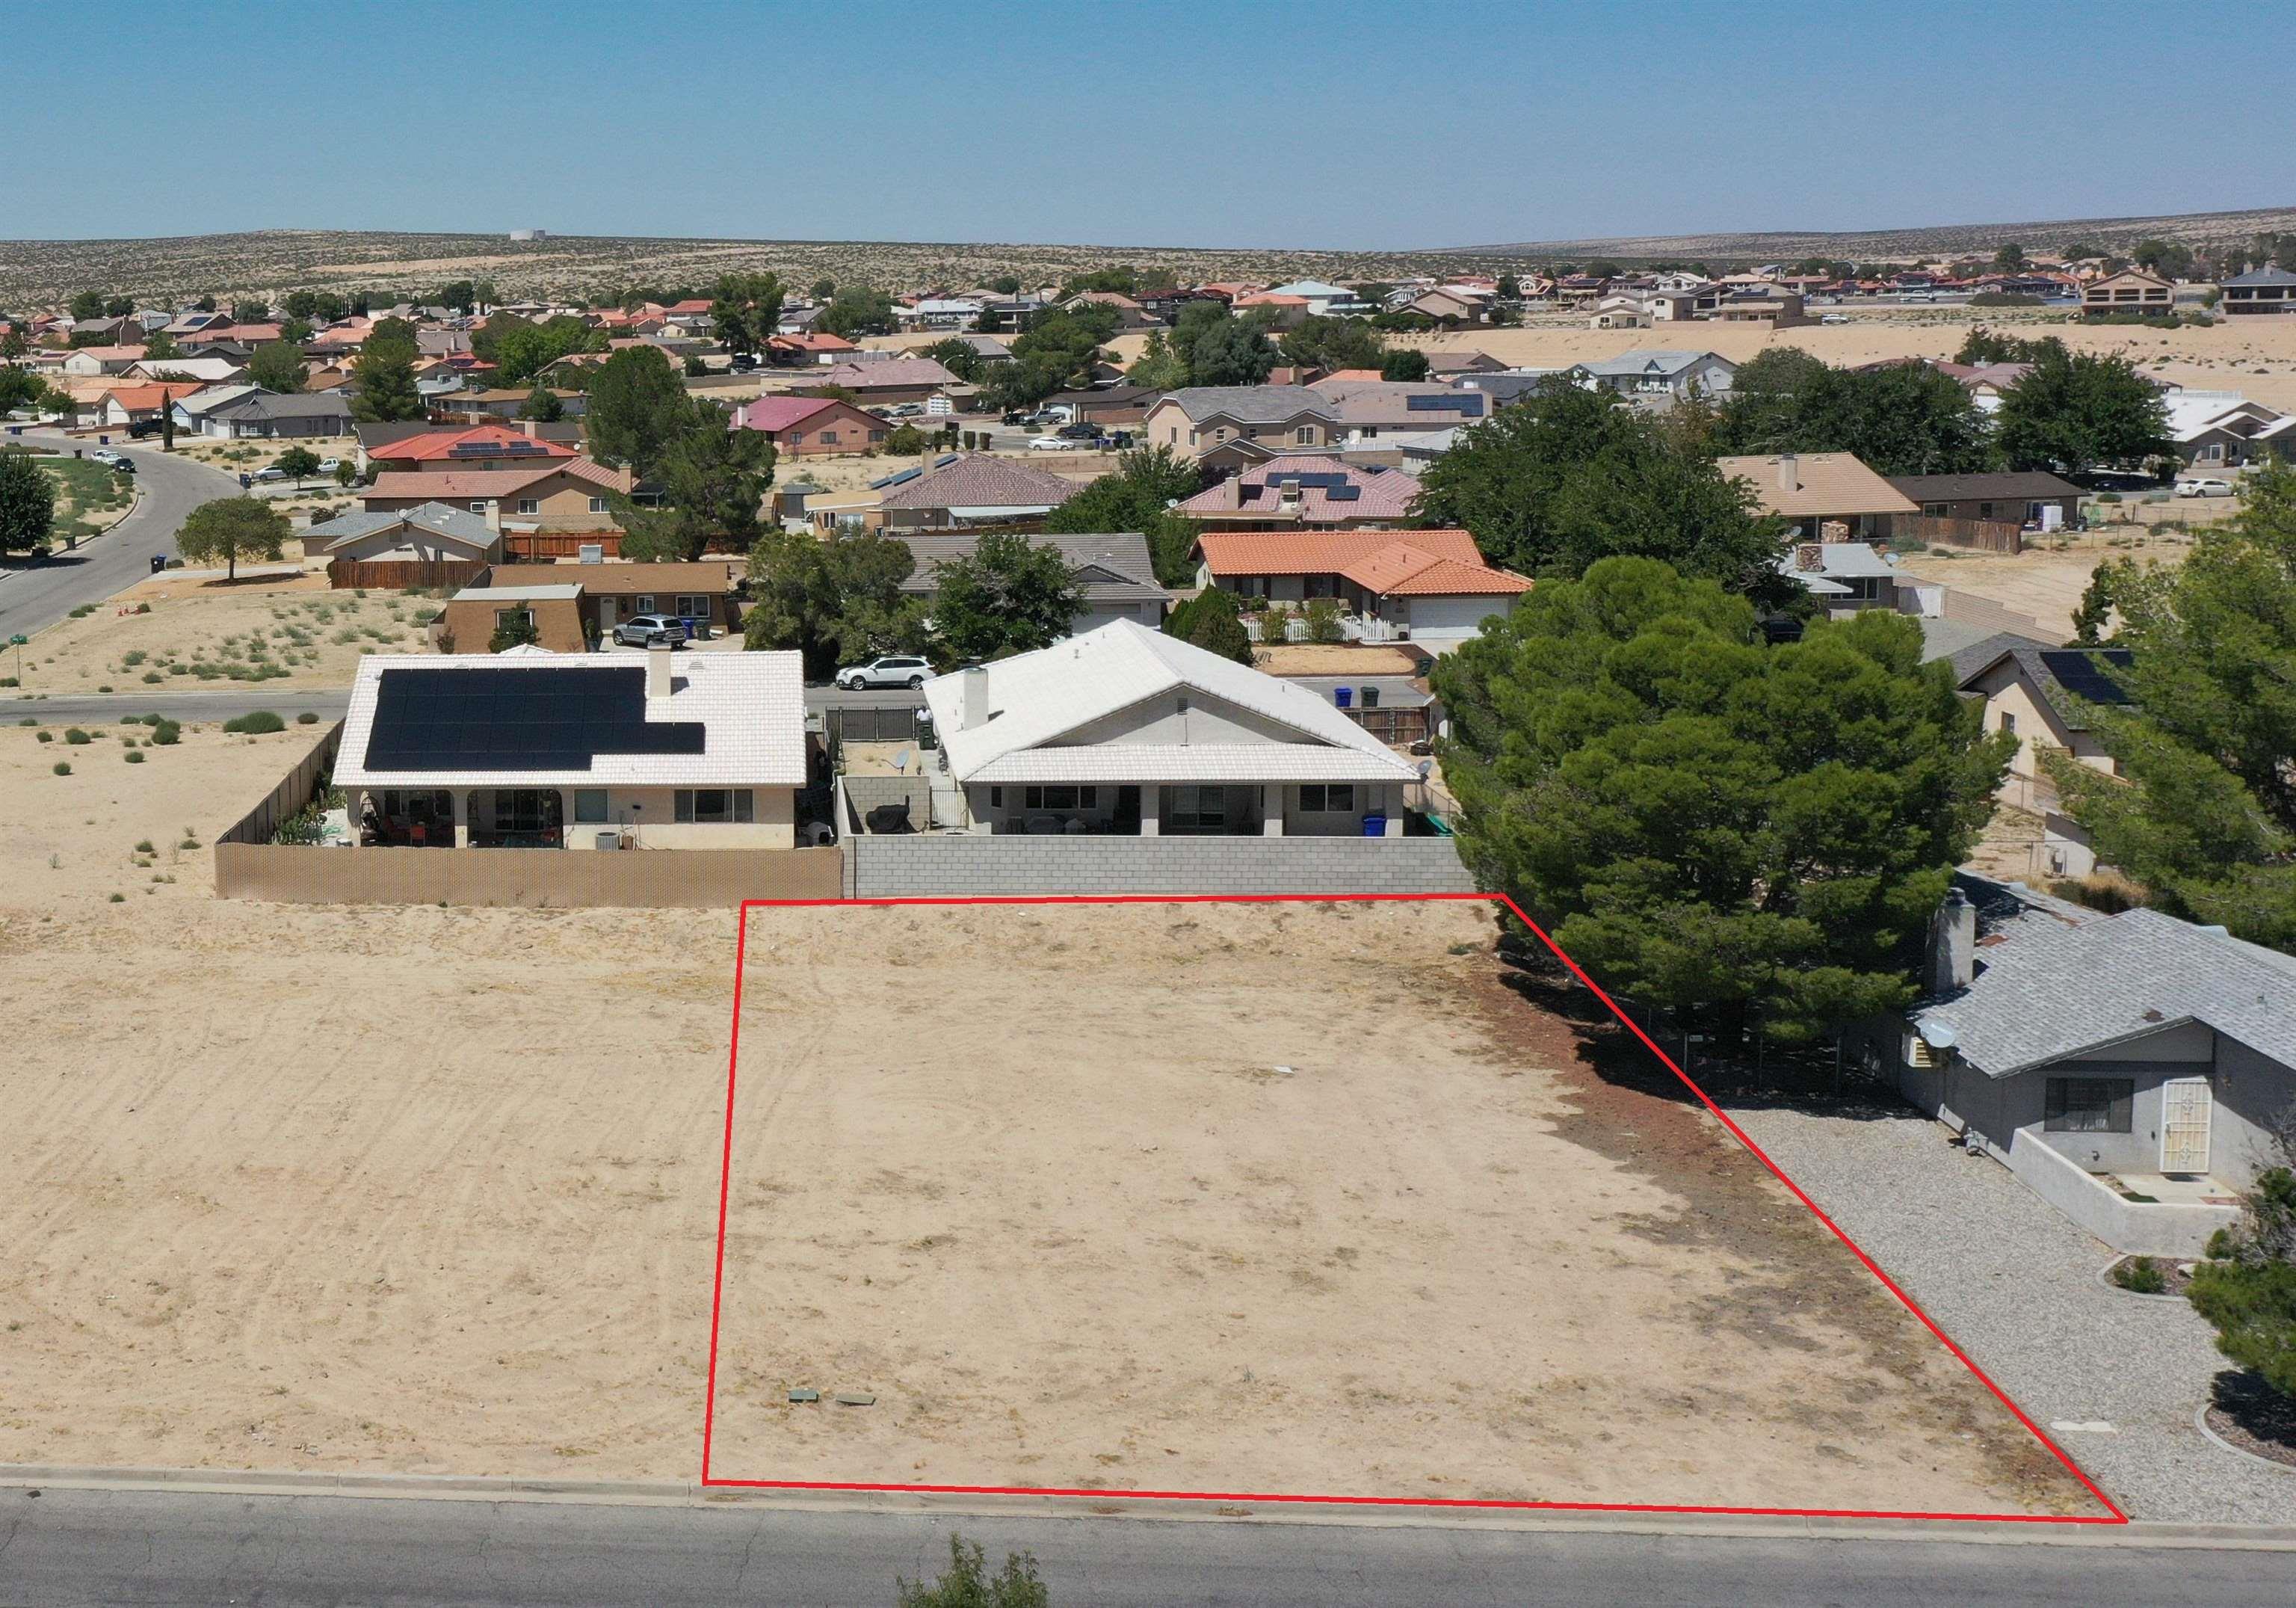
<box><xmin>0</xmin><ymin>432</ymin><xmax>241</xmax><ymax>644</ymax></box>
<box><xmin>0</xmin><ymin>1487</ymin><xmax>2285</xmax><ymax>1607</ymax></box>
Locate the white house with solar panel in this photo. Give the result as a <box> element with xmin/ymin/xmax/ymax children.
<box><xmin>335</xmin><ymin>647</ymin><xmax>808</xmax><ymax>849</ymax></box>
<box><xmin>905</xmin><ymin>620</ymin><xmax>1422</xmax><ymax>839</ymax></box>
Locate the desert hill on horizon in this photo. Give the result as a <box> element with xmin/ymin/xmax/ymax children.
<box><xmin>0</xmin><ymin>204</ymin><xmax>2289</xmax><ymax>306</ymax></box>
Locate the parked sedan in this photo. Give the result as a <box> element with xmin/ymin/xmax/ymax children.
<box><xmin>612</xmin><ymin>613</ymin><xmax>690</xmax><ymax>647</ymax></box>
<box><xmin>835</xmin><ymin>653</ymin><xmax>933</xmax><ymax>690</ymax></box>
<box><xmin>2175</xmin><ymin>475</ymin><xmax>2237</xmax><ymax>498</ymax></box>
<box><xmin>87</xmin><ymin>448</ymin><xmax>128</xmax><ymax>466</ymax></box>
<box><xmin>1028</xmin><ymin>435</ymin><xmax>1076</xmax><ymax>451</ymax></box>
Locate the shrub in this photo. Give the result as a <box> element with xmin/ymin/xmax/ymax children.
<box><xmin>124</xmin><ymin>749</ymin><xmax>144</xmax><ymax>763</ymax></box>
<box><xmin>150</xmin><ymin>720</ymin><xmax>181</xmax><ymax>745</ymax></box>
<box><xmin>222</xmin><ymin>710</ymin><xmax>287</xmax><ymax>734</ymax></box>
<box><xmin>2111</xmin><ymin>1255</ymin><xmax>2167</xmax><ymax>1294</ymax></box>
<box><xmin>135</xmin><ymin>840</ymin><xmax>155</xmax><ymax>854</ymax></box>
<box><xmin>51</xmin><ymin>760</ymin><xmax>70</xmax><ymax>774</ymax></box>
<box><xmin>63</xmin><ymin>727</ymin><xmax>90</xmax><ymax>745</ymax></box>
<box><xmin>297</xmin><ymin>711</ymin><xmax>318</xmax><ymax>724</ymax></box>
<box><xmin>108</xmin><ymin>891</ymin><xmax>124</xmax><ymax>902</ymax></box>
<box><xmin>36</xmin><ymin>729</ymin><xmax>52</xmax><ymax>742</ymax></box>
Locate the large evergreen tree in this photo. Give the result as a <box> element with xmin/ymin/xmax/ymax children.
<box><xmin>1434</xmin><ymin>557</ymin><xmax>2012</xmax><ymax>1044</ymax></box>
<box><xmin>349</xmin><ymin>325</ymin><xmax>422</xmax><ymax>422</ymax></box>
<box><xmin>709</xmin><ymin>271</ymin><xmax>786</xmax><ymax>359</ymax></box>
<box><xmin>1994</xmin><ymin>342</ymin><xmax>2173</xmax><ymax>472</ymax></box>
<box><xmin>0</xmin><ymin>451</ymin><xmax>57</xmax><ymax>555</ymax></box>
<box><xmin>583</xmin><ymin>346</ymin><xmax>692</xmax><ymax>476</ymax></box>
<box><xmin>1043</xmin><ymin>446</ymin><xmax>1204</xmax><ymax>585</ymax></box>
<box><xmin>743</xmin><ymin>529</ymin><xmax>931</xmax><ymax>679</ymax></box>
<box><xmin>931</xmin><ymin>532</ymin><xmax>1084</xmax><ymax>662</ymax></box>
<box><xmin>1715</xmin><ymin>347</ymin><xmax>1993</xmax><ymax>475</ymax></box>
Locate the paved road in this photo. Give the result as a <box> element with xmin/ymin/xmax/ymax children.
<box><xmin>0</xmin><ymin>683</ymin><xmax>919</xmax><ymax>727</ymax></box>
<box><xmin>0</xmin><ymin>432</ymin><xmax>241</xmax><ymax>644</ymax></box>
<box><xmin>1</xmin><ymin>1487</ymin><xmax>2286</xmax><ymax>1607</ymax></box>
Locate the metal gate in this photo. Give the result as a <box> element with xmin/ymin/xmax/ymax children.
<box><xmin>2159</xmin><ymin>1076</ymin><xmax>2212</xmax><ymax>1174</ymax></box>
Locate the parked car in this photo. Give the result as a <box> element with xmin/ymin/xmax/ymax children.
<box><xmin>612</xmin><ymin>613</ymin><xmax>690</xmax><ymax>647</ymax></box>
<box><xmin>87</xmin><ymin>448</ymin><xmax>127</xmax><ymax>466</ymax></box>
<box><xmin>1055</xmin><ymin>422</ymin><xmax>1099</xmax><ymax>440</ymax></box>
<box><xmin>835</xmin><ymin>653</ymin><xmax>932</xmax><ymax>690</ymax></box>
<box><xmin>2176</xmin><ymin>475</ymin><xmax>2237</xmax><ymax>498</ymax></box>
<box><xmin>729</xmin><ymin>353</ymin><xmax>758</xmax><ymax>372</ymax></box>
<box><xmin>1029</xmin><ymin>435</ymin><xmax>1076</xmax><ymax>451</ymax></box>
<box><xmin>1818</xmin><ymin>312</ymin><xmax>1851</xmax><ymax>324</ymax></box>
<box><xmin>250</xmin><ymin>466</ymin><xmax>287</xmax><ymax>482</ymax></box>
<box><xmin>315</xmin><ymin>458</ymin><xmax>342</xmax><ymax>475</ymax></box>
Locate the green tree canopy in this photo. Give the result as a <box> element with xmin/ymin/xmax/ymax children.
<box><xmin>1434</xmin><ymin>557</ymin><xmax>2012</xmax><ymax>1044</ymax></box>
<box><xmin>274</xmin><ymin>446</ymin><xmax>321</xmax><ymax>483</ymax></box>
<box><xmin>0</xmin><ymin>451</ymin><xmax>58</xmax><ymax>554</ymax></box>
<box><xmin>247</xmin><ymin>341</ymin><xmax>306</xmax><ymax>394</ymax></box>
<box><xmin>491</xmin><ymin>315</ymin><xmax>598</xmax><ymax>386</ymax></box>
<box><xmin>2046</xmin><ymin>463</ymin><xmax>2296</xmax><ymax>947</ymax></box>
<box><xmin>930</xmin><ymin>532</ymin><xmax>1083</xmax><ymax>662</ymax></box>
<box><xmin>175</xmin><ymin>496</ymin><xmax>290</xmax><ymax>581</ymax></box>
<box><xmin>519</xmin><ymin>383</ymin><xmax>564</xmax><ymax>422</ymax></box>
<box><xmin>1995</xmin><ymin>342</ymin><xmax>2173</xmax><ymax>472</ymax></box>
<box><xmin>143</xmin><ymin>329</ymin><xmax>182</xmax><ymax>360</ymax></box>
<box><xmin>1182</xmin><ymin>312</ymin><xmax>1277</xmax><ymax>387</ymax></box>
<box><xmin>1124</xmin><ymin>331</ymin><xmax>1190</xmax><ymax>390</ymax></box>
<box><xmin>895</xmin><ymin>1533</ymin><xmax>1050</xmax><ymax>1608</ymax></box>
<box><xmin>1413</xmin><ymin>381</ymin><xmax>1792</xmax><ymax>604</ymax></box>
<box><xmin>614</xmin><ymin>401</ymin><xmax>775</xmax><ymax>562</ymax></box>
<box><xmin>69</xmin><ymin>290</ymin><xmax>107</xmax><ymax>322</ymax></box>
<box><xmin>1043</xmin><ymin>444</ymin><xmax>1204</xmax><ymax>585</ymax></box>
<box><xmin>583</xmin><ymin>346</ymin><xmax>691</xmax><ymax>476</ymax></box>
<box><xmin>1277</xmin><ymin>315</ymin><xmax>1385</xmax><ymax>374</ymax></box>
<box><xmin>919</xmin><ymin>336</ymin><xmax>984</xmax><ymax>384</ymax></box>
<box><xmin>1714</xmin><ymin>346</ymin><xmax>1993</xmax><ymax>475</ymax></box>
<box><xmin>1163</xmin><ymin>585</ymin><xmax>1252</xmax><ymax>664</ymax></box>
<box><xmin>348</xmin><ymin>330</ymin><xmax>422</xmax><ymax>423</ymax></box>
<box><xmin>1380</xmin><ymin>348</ymin><xmax>1431</xmax><ymax>381</ymax></box>
<box><xmin>742</xmin><ymin>529</ymin><xmax>931</xmax><ymax>679</ymax></box>
<box><xmin>989</xmin><ymin>304</ymin><xmax>1121</xmax><ymax>411</ymax></box>
<box><xmin>818</xmin><ymin>286</ymin><xmax>896</xmax><ymax>337</ymax></box>
<box><xmin>710</xmin><ymin>271</ymin><xmax>787</xmax><ymax>358</ymax></box>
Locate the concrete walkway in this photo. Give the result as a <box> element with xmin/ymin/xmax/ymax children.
<box><xmin>1723</xmin><ymin>1102</ymin><xmax>2292</xmax><ymax>1523</ymax></box>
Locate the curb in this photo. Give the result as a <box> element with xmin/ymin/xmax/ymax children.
<box><xmin>4</xmin><ymin>1464</ymin><xmax>2296</xmax><ymax>1547</ymax></box>
<box><xmin>2094</xmin><ymin>1254</ymin><xmax>2198</xmax><ymax>1304</ymax></box>
<box><xmin>2194</xmin><ymin>1402</ymin><xmax>2296</xmax><ymax>1479</ymax></box>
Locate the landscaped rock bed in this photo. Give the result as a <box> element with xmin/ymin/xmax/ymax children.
<box><xmin>2205</xmin><ymin>1373</ymin><xmax>2296</xmax><ymax>1472</ymax></box>
<box><xmin>2104</xmin><ymin>1253</ymin><xmax>2196</xmax><ymax>1298</ymax></box>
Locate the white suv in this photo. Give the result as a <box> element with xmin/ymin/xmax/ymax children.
<box><xmin>836</xmin><ymin>654</ymin><xmax>932</xmax><ymax>690</ymax></box>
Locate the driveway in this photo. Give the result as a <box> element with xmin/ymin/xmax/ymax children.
<box><xmin>1722</xmin><ymin>1100</ymin><xmax>2292</xmax><ymax>1523</ymax></box>
<box><xmin>0</xmin><ymin>432</ymin><xmax>242</xmax><ymax>643</ymax></box>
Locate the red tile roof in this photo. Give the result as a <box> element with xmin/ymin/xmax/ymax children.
<box><xmin>1197</xmin><ymin>527</ymin><xmax>1528</xmax><ymax>599</ymax></box>
<box><xmin>367</xmin><ymin>460</ymin><xmax>630</xmax><ymax>500</ymax></box>
<box><xmin>371</xmin><ymin>425</ymin><xmax>575</xmax><ymax>463</ymax></box>
<box><xmin>729</xmin><ymin>394</ymin><xmax>842</xmax><ymax>432</ymax></box>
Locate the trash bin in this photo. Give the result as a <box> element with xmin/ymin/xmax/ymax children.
<box><xmin>1333</xmin><ymin>686</ymin><xmax>1353</xmax><ymax>709</ymax></box>
<box><xmin>151</xmin><ymin>554</ymin><xmax>168</xmax><ymax>574</ymax></box>
<box><xmin>1360</xmin><ymin>813</ymin><xmax>1386</xmax><ymax>837</ymax></box>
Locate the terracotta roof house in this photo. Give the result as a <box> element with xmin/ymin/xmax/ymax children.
<box><xmin>363</xmin><ymin>459</ymin><xmax>631</xmax><ymax>534</ymax></box>
<box><xmin>368</xmin><ymin>423</ymin><xmax>578</xmax><ymax>473</ymax></box>
<box><xmin>1143</xmin><ymin>386</ymin><xmax>1342</xmax><ymax>461</ymax></box>
<box><xmin>97</xmin><ymin>381</ymin><xmax>208</xmax><ymax>428</ymax></box>
<box><xmin>313</xmin><ymin>502</ymin><xmax>503</xmax><ymax>565</ymax></box>
<box><xmin>805</xmin><ymin>357</ymin><xmax>961</xmax><ymax>404</ymax></box>
<box><xmin>482</xmin><ymin>560</ymin><xmax>745</xmax><ymax>640</ymax></box>
<box><xmin>896</xmin><ymin>531</ymin><xmax>1167</xmax><ymax>633</ymax></box>
<box><xmin>1173</xmin><ymin>455</ymin><xmax>1423</xmax><ymax>529</ymax></box>
<box><xmin>912</xmin><ymin>620</ymin><xmax>1424</xmax><ymax>841</ymax></box>
<box><xmin>353</xmin><ymin>419</ymin><xmax>580</xmax><ymax>470</ymax></box>
<box><xmin>767</xmin><ymin>332</ymin><xmax>861</xmax><ymax>366</ymax></box>
<box><xmin>871</xmin><ymin>453</ymin><xmax>1081</xmax><ymax>529</ymax></box>
<box><xmin>59</xmin><ymin>344</ymin><xmax>149</xmax><ymax>376</ymax></box>
<box><xmin>1716</xmin><ymin>451</ymin><xmax>1919</xmax><ymax>540</ymax></box>
<box><xmin>1060</xmin><ymin>291</ymin><xmax>1155</xmax><ymax>328</ymax></box>
<box><xmin>1191</xmin><ymin>526</ymin><xmax>1528</xmax><ymax>642</ymax></box>
<box><xmin>727</xmin><ymin>394</ymin><xmax>889</xmax><ymax>455</ymax></box>
<box><xmin>336</xmin><ymin>650</ymin><xmax>808</xmax><ymax>849</ymax></box>
<box><xmin>1304</xmin><ymin>378</ymin><xmax>1490</xmax><ymax>442</ymax></box>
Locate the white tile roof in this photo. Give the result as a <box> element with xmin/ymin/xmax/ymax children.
<box><xmin>925</xmin><ymin>620</ymin><xmax>1417</xmax><ymax>786</ymax></box>
<box><xmin>337</xmin><ymin>651</ymin><xmax>806</xmax><ymax>789</ymax></box>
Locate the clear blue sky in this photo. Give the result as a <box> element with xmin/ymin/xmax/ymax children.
<box><xmin>6</xmin><ymin>0</ymin><xmax>2289</xmax><ymax>248</ymax></box>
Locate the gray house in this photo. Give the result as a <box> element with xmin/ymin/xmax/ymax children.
<box><xmin>895</xmin><ymin>531</ymin><xmax>1167</xmax><ymax>633</ymax></box>
<box><xmin>197</xmin><ymin>389</ymin><xmax>356</xmax><ymax>440</ymax></box>
<box><xmin>1864</xmin><ymin>875</ymin><xmax>2296</xmax><ymax>1255</ymax></box>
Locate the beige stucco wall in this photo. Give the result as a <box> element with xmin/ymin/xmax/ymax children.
<box><xmin>567</xmin><ymin>785</ymin><xmax>797</xmax><ymax>850</ymax></box>
<box><xmin>1969</xmin><ymin>666</ymin><xmax>2115</xmax><ymax>778</ymax></box>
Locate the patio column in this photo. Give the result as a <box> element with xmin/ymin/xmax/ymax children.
<box><xmin>1139</xmin><ymin>786</ymin><xmax>1160</xmax><ymax>837</ymax></box>
<box><xmin>345</xmin><ymin>788</ymin><xmax>362</xmax><ymax>848</ymax></box>
<box><xmin>1262</xmin><ymin>783</ymin><xmax>1283</xmax><ymax>836</ymax></box>
<box><xmin>452</xmin><ymin>789</ymin><xmax>472</xmax><ymax>847</ymax></box>
<box><xmin>1382</xmin><ymin>783</ymin><xmax>1403</xmax><ymax>837</ymax></box>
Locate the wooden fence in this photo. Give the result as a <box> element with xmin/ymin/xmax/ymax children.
<box><xmin>326</xmin><ymin>558</ymin><xmax>487</xmax><ymax>590</ymax></box>
<box><xmin>1889</xmin><ymin>514</ymin><xmax>2025</xmax><ymax>554</ymax></box>
<box><xmin>504</xmin><ymin>531</ymin><xmax>623</xmax><ymax>559</ymax></box>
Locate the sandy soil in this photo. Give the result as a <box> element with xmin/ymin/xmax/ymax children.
<box><xmin>1896</xmin><ymin>547</ymin><xmax>2176</xmax><ymax>639</ymax></box>
<box><xmin>0</xmin><ymin>725</ymin><xmax>737</xmax><ymax>1476</ymax></box>
<box><xmin>13</xmin><ymin>573</ymin><xmax>433</xmax><ymax>693</ymax></box>
<box><xmin>707</xmin><ymin>901</ymin><xmax>2095</xmax><ymax>1515</ymax></box>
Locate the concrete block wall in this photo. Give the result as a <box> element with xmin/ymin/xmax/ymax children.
<box><xmin>848</xmin><ymin>834</ymin><xmax>1475</xmax><ymax>899</ymax></box>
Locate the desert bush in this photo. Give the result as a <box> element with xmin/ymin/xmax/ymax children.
<box><xmin>223</xmin><ymin>710</ymin><xmax>288</xmax><ymax>733</ymax></box>
<box><xmin>124</xmin><ymin>749</ymin><xmax>144</xmax><ymax>763</ymax></box>
<box><xmin>63</xmin><ymin>727</ymin><xmax>90</xmax><ymax>745</ymax></box>
<box><xmin>2112</xmin><ymin>1255</ymin><xmax>2167</xmax><ymax>1294</ymax></box>
<box><xmin>52</xmin><ymin>760</ymin><xmax>70</xmax><ymax>774</ymax></box>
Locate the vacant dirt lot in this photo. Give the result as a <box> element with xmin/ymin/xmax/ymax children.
<box><xmin>709</xmin><ymin>902</ymin><xmax>2097</xmax><ymax>1515</ymax></box>
<box><xmin>12</xmin><ymin>571</ymin><xmax>433</xmax><ymax>693</ymax></box>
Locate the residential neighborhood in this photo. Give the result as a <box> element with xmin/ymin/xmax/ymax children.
<box><xmin>1</xmin><ymin>7</ymin><xmax>2293</xmax><ymax>1602</ymax></box>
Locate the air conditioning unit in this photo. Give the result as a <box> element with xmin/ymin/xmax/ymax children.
<box><xmin>594</xmin><ymin>831</ymin><xmax>620</xmax><ymax>851</ymax></box>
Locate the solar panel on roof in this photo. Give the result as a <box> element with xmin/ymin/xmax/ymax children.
<box><xmin>2040</xmin><ymin>650</ymin><xmax>2135</xmax><ymax>706</ymax></box>
<box><xmin>868</xmin><ymin>466</ymin><xmax>925</xmax><ymax>490</ymax></box>
<box><xmin>933</xmin><ymin>453</ymin><xmax>959</xmax><ymax>466</ymax></box>
<box><xmin>364</xmin><ymin>667</ymin><xmax>706</xmax><ymax>773</ymax></box>
<box><xmin>1325</xmin><ymin>485</ymin><xmax>1360</xmax><ymax>501</ymax></box>
<box><xmin>1405</xmin><ymin>394</ymin><xmax>1479</xmax><ymax>411</ymax></box>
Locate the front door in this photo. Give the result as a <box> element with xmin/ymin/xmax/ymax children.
<box><xmin>2160</xmin><ymin>1076</ymin><xmax>2212</xmax><ymax>1174</ymax></box>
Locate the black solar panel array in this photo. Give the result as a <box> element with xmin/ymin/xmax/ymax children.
<box><xmin>448</xmin><ymin>438</ymin><xmax>552</xmax><ymax>458</ymax></box>
<box><xmin>365</xmin><ymin>667</ymin><xmax>706</xmax><ymax>772</ymax></box>
<box><xmin>1405</xmin><ymin>394</ymin><xmax>1480</xmax><ymax>412</ymax></box>
<box><xmin>2040</xmin><ymin>649</ymin><xmax>2135</xmax><ymax>706</ymax></box>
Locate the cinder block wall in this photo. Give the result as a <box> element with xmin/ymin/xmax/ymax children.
<box><xmin>848</xmin><ymin>834</ymin><xmax>1474</xmax><ymax>899</ymax></box>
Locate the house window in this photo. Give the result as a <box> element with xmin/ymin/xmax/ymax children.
<box><xmin>493</xmin><ymin>789</ymin><xmax>555</xmax><ymax>834</ymax></box>
<box><xmin>635</xmin><ymin>595</ymin><xmax>655</xmax><ymax>613</ymax></box>
<box><xmin>1022</xmin><ymin>785</ymin><xmax>1096</xmax><ymax>810</ymax></box>
<box><xmin>1165</xmin><ymin>785</ymin><xmax>1229</xmax><ymax>834</ymax></box>
<box><xmin>588</xmin><ymin>496</ymin><xmax>607</xmax><ymax>514</ymax></box>
<box><xmin>1294</xmin><ymin>427</ymin><xmax>1313</xmax><ymax>443</ymax></box>
<box><xmin>494</xmin><ymin>607</ymin><xmax>534</xmax><ymax>632</ymax></box>
<box><xmin>1922</xmin><ymin>502</ymin><xmax>1951</xmax><ymax>518</ymax></box>
<box><xmin>786</xmin><ymin>432</ymin><xmax>803</xmax><ymax>445</ymax></box>
<box><xmin>1299</xmin><ymin>784</ymin><xmax>1357</xmax><ymax>813</ymax></box>
<box><xmin>988</xmin><ymin>786</ymin><xmax>1002</xmax><ymax>808</ymax></box>
<box><xmin>1999</xmin><ymin>711</ymin><xmax>2016</xmax><ymax>735</ymax></box>
<box><xmin>675</xmin><ymin>789</ymin><xmax>754</xmax><ymax>824</ymax></box>
<box><xmin>469</xmin><ymin>502</ymin><xmax>487</xmax><ymax>514</ymax></box>
<box><xmin>2044</xmin><ymin>1076</ymin><xmax>2135</xmax><ymax>1134</ymax></box>
<box><xmin>821</xmin><ymin>431</ymin><xmax>839</xmax><ymax>445</ymax></box>
<box><xmin>1978</xmin><ymin>502</ymin><xmax>1996</xmax><ymax>520</ymax></box>
<box><xmin>516</xmin><ymin>498</ymin><xmax>540</xmax><ymax>515</ymax></box>
<box><xmin>674</xmin><ymin>594</ymin><xmax>708</xmax><ymax>617</ymax></box>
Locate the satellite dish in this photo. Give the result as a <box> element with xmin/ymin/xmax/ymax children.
<box><xmin>1916</xmin><ymin>1020</ymin><xmax>1957</xmax><ymax>1049</ymax></box>
<box><xmin>1416</xmin><ymin>759</ymin><xmax>1433</xmax><ymax>780</ymax></box>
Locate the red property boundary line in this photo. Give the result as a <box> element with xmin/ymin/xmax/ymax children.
<box><xmin>699</xmin><ymin>890</ymin><xmax>2129</xmax><ymax>1526</ymax></box>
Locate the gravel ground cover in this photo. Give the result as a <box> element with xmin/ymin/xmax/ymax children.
<box><xmin>1722</xmin><ymin>1101</ymin><xmax>2295</xmax><ymax>1523</ymax></box>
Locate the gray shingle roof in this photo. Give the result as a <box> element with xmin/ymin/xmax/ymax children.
<box><xmin>874</xmin><ymin>454</ymin><xmax>1079</xmax><ymax>511</ymax></box>
<box><xmin>895</xmin><ymin>531</ymin><xmax>1166</xmax><ymax>604</ymax></box>
<box><xmin>212</xmin><ymin>390</ymin><xmax>355</xmax><ymax>421</ymax></box>
<box><xmin>1887</xmin><ymin>472</ymin><xmax>2085</xmax><ymax>502</ymax></box>
<box><xmin>1915</xmin><ymin>875</ymin><xmax>2296</xmax><ymax>1077</ymax></box>
<box><xmin>1955</xmin><ymin>644</ymin><xmax>2135</xmax><ymax>730</ymax></box>
<box><xmin>1156</xmin><ymin>386</ymin><xmax>1338</xmax><ymax>425</ymax></box>
<box><xmin>315</xmin><ymin>501</ymin><xmax>496</xmax><ymax>552</ymax></box>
